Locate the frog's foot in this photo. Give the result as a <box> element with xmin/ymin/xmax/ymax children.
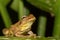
<box><xmin>3</xmin><ymin>32</ymin><xmax>13</xmax><ymax>37</ymax></box>
<box><xmin>28</xmin><ymin>31</ymin><xmax>36</xmax><ymax>38</ymax></box>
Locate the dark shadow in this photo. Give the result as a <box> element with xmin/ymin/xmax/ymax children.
<box><xmin>7</xmin><ymin>0</ymin><xmax>18</xmax><ymax>24</ymax></box>
<box><xmin>0</xmin><ymin>14</ymin><xmax>5</xmax><ymax>36</ymax></box>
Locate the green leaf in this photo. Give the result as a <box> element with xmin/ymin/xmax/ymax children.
<box><xmin>0</xmin><ymin>0</ymin><xmax>10</xmax><ymax>6</ymax></box>
<box><xmin>37</xmin><ymin>16</ymin><xmax>47</xmax><ymax>36</ymax></box>
<box><xmin>0</xmin><ymin>0</ymin><xmax>10</xmax><ymax>12</ymax></box>
<box><xmin>0</xmin><ymin>36</ymin><xmax>58</xmax><ymax>40</ymax></box>
<box><xmin>10</xmin><ymin>0</ymin><xmax>19</xmax><ymax>12</ymax></box>
<box><xmin>52</xmin><ymin>0</ymin><xmax>60</xmax><ymax>39</ymax></box>
<box><xmin>18</xmin><ymin>0</ymin><xmax>24</xmax><ymax>20</ymax></box>
<box><xmin>0</xmin><ymin>3</ymin><xmax>12</xmax><ymax>28</ymax></box>
<box><xmin>27</xmin><ymin>0</ymin><xmax>56</xmax><ymax>14</ymax></box>
<box><xmin>0</xmin><ymin>36</ymin><xmax>46</xmax><ymax>40</ymax></box>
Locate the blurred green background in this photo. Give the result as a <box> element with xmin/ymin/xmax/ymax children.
<box><xmin>0</xmin><ymin>0</ymin><xmax>60</xmax><ymax>40</ymax></box>
<box><xmin>0</xmin><ymin>0</ymin><xmax>54</xmax><ymax>37</ymax></box>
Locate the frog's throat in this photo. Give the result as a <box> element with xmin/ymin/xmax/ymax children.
<box><xmin>19</xmin><ymin>22</ymin><xmax>34</xmax><ymax>31</ymax></box>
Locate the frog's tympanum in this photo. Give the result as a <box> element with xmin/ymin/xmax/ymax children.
<box><xmin>2</xmin><ymin>14</ymin><xmax>36</xmax><ymax>38</ymax></box>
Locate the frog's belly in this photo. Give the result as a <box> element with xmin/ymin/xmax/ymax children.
<box><xmin>21</xmin><ymin>28</ymin><xmax>31</xmax><ymax>34</ymax></box>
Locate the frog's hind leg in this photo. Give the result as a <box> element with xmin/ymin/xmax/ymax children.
<box><xmin>14</xmin><ymin>31</ymin><xmax>27</xmax><ymax>37</ymax></box>
<box><xmin>15</xmin><ymin>33</ymin><xmax>29</xmax><ymax>37</ymax></box>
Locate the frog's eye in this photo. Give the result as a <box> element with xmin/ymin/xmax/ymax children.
<box><xmin>21</xmin><ymin>15</ymin><xmax>27</xmax><ymax>19</ymax></box>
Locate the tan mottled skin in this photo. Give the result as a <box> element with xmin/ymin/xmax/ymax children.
<box><xmin>2</xmin><ymin>14</ymin><xmax>36</xmax><ymax>38</ymax></box>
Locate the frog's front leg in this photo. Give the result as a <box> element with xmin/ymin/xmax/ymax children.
<box><xmin>28</xmin><ymin>31</ymin><xmax>36</xmax><ymax>38</ymax></box>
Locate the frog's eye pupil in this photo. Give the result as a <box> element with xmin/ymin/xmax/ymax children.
<box><xmin>22</xmin><ymin>16</ymin><xmax>27</xmax><ymax>19</ymax></box>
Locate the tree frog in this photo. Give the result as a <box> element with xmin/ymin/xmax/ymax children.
<box><xmin>2</xmin><ymin>14</ymin><xmax>36</xmax><ymax>38</ymax></box>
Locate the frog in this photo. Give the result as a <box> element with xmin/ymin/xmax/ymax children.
<box><xmin>2</xmin><ymin>14</ymin><xmax>36</xmax><ymax>38</ymax></box>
